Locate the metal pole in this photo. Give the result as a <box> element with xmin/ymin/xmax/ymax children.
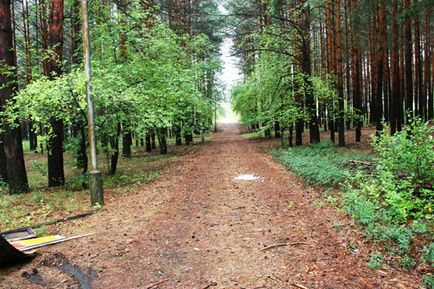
<box><xmin>81</xmin><ymin>0</ymin><xmax>103</xmax><ymax>206</ymax></box>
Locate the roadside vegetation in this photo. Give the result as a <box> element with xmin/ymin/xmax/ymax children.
<box><xmin>272</xmin><ymin>119</ymin><xmax>433</xmax><ymax>287</ymax></box>
<box><xmin>0</xmin><ymin>138</ymin><xmax>202</xmax><ymax>232</ymax></box>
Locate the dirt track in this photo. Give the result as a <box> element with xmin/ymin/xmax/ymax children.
<box><xmin>0</xmin><ymin>124</ymin><xmax>421</xmax><ymax>288</ymax></box>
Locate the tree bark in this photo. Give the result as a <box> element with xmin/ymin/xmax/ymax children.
<box><xmin>414</xmin><ymin>0</ymin><xmax>423</xmax><ymax>119</ymax></box>
<box><xmin>301</xmin><ymin>2</ymin><xmax>320</xmax><ymax>144</ymax></box>
<box><xmin>45</xmin><ymin>0</ymin><xmax>65</xmax><ymax>186</ymax></box>
<box><xmin>390</xmin><ymin>0</ymin><xmax>400</xmax><ymax>134</ymax></box>
<box><xmin>424</xmin><ymin>8</ymin><xmax>432</xmax><ymax>120</ymax></box>
<box><xmin>145</xmin><ymin>132</ymin><xmax>152</xmax><ymax>152</ymax></box>
<box><xmin>375</xmin><ymin>1</ymin><xmax>386</xmax><ymax>133</ymax></box>
<box><xmin>403</xmin><ymin>0</ymin><xmax>413</xmax><ymax>117</ymax></box>
<box><xmin>158</xmin><ymin>128</ymin><xmax>167</xmax><ymax>155</ymax></box>
<box><xmin>351</xmin><ymin>0</ymin><xmax>362</xmax><ymax>142</ymax></box>
<box><xmin>0</xmin><ymin>0</ymin><xmax>29</xmax><ymax>194</ymax></box>
<box><xmin>335</xmin><ymin>0</ymin><xmax>345</xmax><ymax>146</ymax></box>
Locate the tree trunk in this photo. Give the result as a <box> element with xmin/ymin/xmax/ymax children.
<box><xmin>158</xmin><ymin>128</ymin><xmax>167</xmax><ymax>155</ymax></box>
<box><xmin>145</xmin><ymin>133</ymin><xmax>152</xmax><ymax>152</ymax></box>
<box><xmin>274</xmin><ymin>122</ymin><xmax>281</xmax><ymax>139</ymax></box>
<box><xmin>351</xmin><ymin>0</ymin><xmax>362</xmax><ymax>142</ymax></box>
<box><xmin>122</xmin><ymin>130</ymin><xmax>132</xmax><ymax>157</ymax></box>
<box><xmin>414</xmin><ymin>0</ymin><xmax>423</xmax><ymax>119</ymax></box>
<box><xmin>0</xmin><ymin>132</ymin><xmax>7</xmax><ymax>183</ymax></box>
<box><xmin>390</xmin><ymin>0</ymin><xmax>400</xmax><ymax>134</ymax></box>
<box><xmin>301</xmin><ymin>2</ymin><xmax>320</xmax><ymax>144</ymax></box>
<box><xmin>46</xmin><ymin>0</ymin><xmax>65</xmax><ymax>187</ymax></box>
<box><xmin>375</xmin><ymin>1</ymin><xmax>386</xmax><ymax>133</ymax></box>
<box><xmin>335</xmin><ymin>0</ymin><xmax>345</xmax><ymax>146</ymax></box>
<box><xmin>151</xmin><ymin>130</ymin><xmax>156</xmax><ymax>149</ymax></box>
<box><xmin>78</xmin><ymin>121</ymin><xmax>88</xmax><ymax>174</ymax></box>
<box><xmin>109</xmin><ymin>123</ymin><xmax>120</xmax><ymax>175</ymax></box>
<box><xmin>326</xmin><ymin>2</ymin><xmax>335</xmax><ymax>143</ymax></box>
<box><xmin>425</xmin><ymin>8</ymin><xmax>432</xmax><ymax>120</ymax></box>
<box><xmin>0</xmin><ymin>0</ymin><xmax>29</xmax><ymax>194</ymax></box>
<box><xmin>403</xmin><ymin>0</ymin><xmax>413</xmax><ymax>117</ymax></box>
<box><xmin>174</xmin><ymin>125</ymin><xmax>182</xmax><ymax>146</ymax></box>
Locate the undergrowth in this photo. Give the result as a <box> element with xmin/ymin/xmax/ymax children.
<box><xmin>0</xmin><ymin>148</ymin><xmax>177</xmax><ymax>232</ymax></box>
<box><xmin>272</xmin><ymin>140</ymin><xmax>370</xmax><ymax>186</ymax></box>
<box><xmin>273</xmin><ymin>119</ymin><xmax>434</xmax><ymax>287</ymax></box>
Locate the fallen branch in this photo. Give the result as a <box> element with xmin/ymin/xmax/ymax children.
<box><xmin>293</xmin><ymin>284</ymin><xmax>309</xmax><ymax>289</ymax></box>
<box><xmin>145</xmin><ymin>278</ymin><xmax>170</xmax><ymax>289</ymax></box>
<box><xmin>260</xmin><ymin>242</ymin><xmax>309</xmax><ymax>251</ymax></box>
<box><xmin>1</xmin><ymin>211</ymin><xmax>97</xmax><ymax>236</ymax></box>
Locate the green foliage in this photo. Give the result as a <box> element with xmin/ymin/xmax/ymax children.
<box><xmin>31</xmin><ymin>160</ymin><xmax>47</xmax><ymax>177</ymax></box>
<box><xmin>422</xmin><ymin>243</ymin><xmax>434</xmax><ymax>265</ymax></box>
<box><xmin>424</xmin><ymin>274</ymin><xmax>434</xmax><ymax>289</ymax></box>
<box><xmin>346</xmin><ymin>119</ymin><xmax>433</xmax><ymax>225</ymax></box>
<box><xmin>273</xmin><ymin>141</ymin><xmax>370</xmax><ymax>186</ymax></box>
<box><xmin>368</xmin><ymin>253</ymin><xmax>384</xmax><ymax>269</ymax></box>
<box><xmin>398</xmin><ymin>255</ymin><xmax>417</xmax><ymax>268</ymax></box>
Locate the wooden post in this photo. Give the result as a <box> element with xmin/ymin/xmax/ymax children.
<box><xmin>81</xmin><ymin>0</ymin><xmax>103</xmax><ymax>206</ymax></box>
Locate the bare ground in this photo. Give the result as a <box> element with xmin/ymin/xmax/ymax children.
<box><xmin>0</xmin><ymin>124</ymin><xmax>422</xmax><ymax>289</ymax></box>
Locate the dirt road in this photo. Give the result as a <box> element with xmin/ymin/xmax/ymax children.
<box><xmin>1</xmin><ymin>124</ymin><xmax>421</xmax><ymax>288</ymax></box>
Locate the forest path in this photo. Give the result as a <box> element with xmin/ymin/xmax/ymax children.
<box><xmin>1</xmin><ymin>124</ymin><xmax>420</xmax><ymax>288</ymax></box>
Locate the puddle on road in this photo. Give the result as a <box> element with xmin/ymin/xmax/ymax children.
<box><xmin>234</xmin><ymin>174</ymin><xmax>264</xmax><ymax>181</ymax></box>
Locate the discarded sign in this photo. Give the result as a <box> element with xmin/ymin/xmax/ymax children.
<box><xmin>0</xmin><ymin>235</ymin><xmax>35</xmax><ymax>267</ymax></box>
<box><xmin>2</xmin><ymin>227</ymin><xmax>36</xmax><ymax>242</ymax></box>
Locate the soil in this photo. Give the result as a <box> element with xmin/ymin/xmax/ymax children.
<box><xmin>0</xmin><ymin>124</ymin><xmax>423</xmax><ymax>289</ymax></box>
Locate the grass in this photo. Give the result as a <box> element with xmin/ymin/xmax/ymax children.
<box><xmin>272</xmin><ymin>140</ymin><xmax>372</xmax><ymax>187</ymax></box>
<box><xmin>0</xmin><ymin>140</ymin><xmax>184</xmax><ymax>232</ymax></box>
<box><xmin>240</xmin><ymin>130</ymin><xmax>265</xmax><ymax>139</ymax></box>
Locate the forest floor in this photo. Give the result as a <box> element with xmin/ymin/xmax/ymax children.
<box><xmin>0</xmin><ymin>124</ymin><xmax>423</xmax><ymax>289</ymax></box>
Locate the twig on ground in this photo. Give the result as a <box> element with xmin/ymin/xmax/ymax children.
<box><xmin>201</xmin><ymin>282</ymin><xmax>217</xmax><ymax>289</ymax></box>
<box><xmin>260</xmin><ymin>242</ymin><xmax>309</xmax><ymax>251</ymax></box>
<box><xmin>293</xmin><ymin>284</ymin><xmax>309</xmax><ymax>289</ymax></box>
<box><xmin>145</xmin><ymin>278</ymin><xmax>170</xmax><ymax>289</ymax></box>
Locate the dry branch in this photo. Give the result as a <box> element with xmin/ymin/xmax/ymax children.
<box><xmin>260</xmin><ymin>242</ymin><xmax>309</xmax><ymax>251</ymax></box>
<box><xmin>145</xmin><ymin>278</ymin><xmax>170</xmax><ymax>289</ymax></box>
<box><xmin>293</xmin><ymin>284</ymin><xmax>309</xmax><ymax>289</ymax></box>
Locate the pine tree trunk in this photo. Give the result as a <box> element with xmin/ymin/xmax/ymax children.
<box><xmin>301</xmin><ymin>2</ymin><xmax>320</xmax><ymax>144</ymax></box>
<box><xmin>425</xmin><ymin>8</ymin><xmax>432</xmax><ymax>120</ymax></box>
<box><xmin>335</xmin><ymin>0</ymin><xmax>345</xmax><ymax>146</ymax></box>
<box><xmin>0</xmin><ymin>132</ymin><xmax>7</xmax><ymax>183</ymax></box>
<box><xmin>351</xmin><ymin>0</ymin><xmax>362</xmax><ymax>142</ymax></box>
<box><xmin>326</xmin><ymin>2</ymin><xmax>335</xmax><ymax>143</ymax></box>
<box><xmin>0</xmin><ymin>0</ymin><xmax>29</xmax><ymax>194</ymax></box>
<box><xmin>403</xmin><ymin>0</ymin><xmax>413</xmax><ymax>117</ymax></box>
<box><xmin>375</xmin><ymin>1</ymin><xmax>386</xmax><ymax>133</ymax></box>
<box><xmin>390</xmin><ymin>0</ymin><xmax>400</xmax><ymax>134</ymax></box>
<box><xmin>46</xmin><ymin>0</ymin><xmax>65</xmax><ymax>187</ymax></box>
<box><xmin>414</xmin><ymin>0</ymin><xmax>424</xmax><ymax>119</ymax></box>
